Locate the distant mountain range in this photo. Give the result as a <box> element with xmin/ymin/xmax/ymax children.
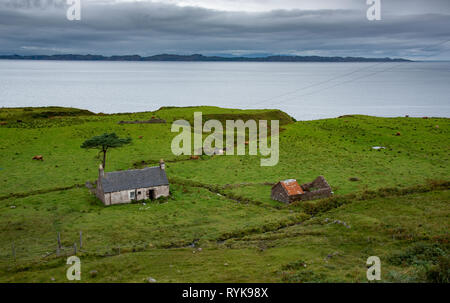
<box><xmin>0</xmin><ymin>54</ymin><xmax>412</xmax><ymax>62</ymax></box>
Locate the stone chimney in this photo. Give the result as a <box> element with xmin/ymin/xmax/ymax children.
<box><xmin>159</xmin><ymin>159</ymin><xmax>165</xmax><ymax>170</ymax></box>
<box><xmin>99</xmin><ymin>164</ymin><xmax>104</xmax><ymax>179</ymax></box>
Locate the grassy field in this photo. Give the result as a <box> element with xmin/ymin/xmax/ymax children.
<box><xmin>0</xmin><ymin>106</ymin><xmax>448</xmax><ymax>282</ymax></box>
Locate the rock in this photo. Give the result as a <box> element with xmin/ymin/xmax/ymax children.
<box><xmin>224</xmin><ymin>263</ymin><xmax>229</xmax><ymax>266</ymax></box>
<box><xmin>146</xmin><ymin>277</ymin><xmax>157</xmax><ymax>283</ymax></box>
<box><xmin>197</xmin><ymin>247</ymin><xmax>202</xmax><ymax>251</ymax></box>
<box><xmin>326</xmin><ymin>252</ymin><xmax>340</xmax><ymax>259</ymax></box>
<box><xmin>50</xmin><ymin>277</ymin><xmax>55</xmax><ymax>281</ymax></box>
<box><xmin>89</xmin><ymin>270</ymin><xmax>98</xmax><ymax>277</ymax></box>
<box><xmin>349</xmin><ymin>177</ymin><xmax>360</xmax><ymax>182</ymax></box>
<box><xmin>10</xmin><ymin>205</ymin><xmax>16</xmax><ymax>209</ymax></box>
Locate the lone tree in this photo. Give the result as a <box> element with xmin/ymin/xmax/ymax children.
<box><xmin>81</xmin><ymin>133</ymin><xmax>132</xmax><ymax>170</ymax></box>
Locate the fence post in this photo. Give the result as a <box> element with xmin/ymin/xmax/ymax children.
<box><xmin>56</xmin><ymin>245</ymin><xmax>60</xmax><ymax>257</ymax></box>
<box><xmin>57</xmin><ymin>232</ymin><xmax>61</xmax><ymax>249</ymax></box>
<box><xmin>79</xmin><ymin>231</ymin><xmax>82</xmax><ymax>249</ymax></box>
<box><xmin>73</xmin><ymin>243</ymin><xmax>77</xmax><ymax>255</ymax></box>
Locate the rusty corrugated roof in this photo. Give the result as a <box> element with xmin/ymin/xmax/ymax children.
<box><xmin>280</xmin><ymin>179</ymin><xmax>304</xmax><ymax>196</ymax></box>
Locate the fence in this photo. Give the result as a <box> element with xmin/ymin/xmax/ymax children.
<box><xmin>0</xmin><ymin>231</ymin><xmax>127</xmax><ymax>269</ymax></box>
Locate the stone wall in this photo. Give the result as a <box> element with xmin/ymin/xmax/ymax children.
<box><xmin>271</xmin><ymin>183</ymin><xmax>290</xmax><ymax>203</ymax></box>
<box><xmin>300</xmin><ymin>176</ymin><xmax>332</xmax><ymax>201</ymax></box>
<box><xmin>101</xmin><ymin>185</ymin><xmax>170</xmax><ymax>206</ymax></box>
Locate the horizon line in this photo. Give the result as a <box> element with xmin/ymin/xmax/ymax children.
<box><xmin>0</xmin><ymin>53</ymin><xmax>414</xmax><ymax>62</ymax></box>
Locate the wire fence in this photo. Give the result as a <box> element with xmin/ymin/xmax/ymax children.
<box><xmin>0</xmin><ymin>231</ymin><xmax>131</xmax><ymax>268</ymax></box>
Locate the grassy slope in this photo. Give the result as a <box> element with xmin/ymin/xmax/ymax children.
<box><xmin>0</xmin><ymin>107</ymin><xmax>448</xmax><ymax>282</ymax></box>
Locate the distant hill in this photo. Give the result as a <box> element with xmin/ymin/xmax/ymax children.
<box><xmin>0</xmin><ymin>54</ymin><xmax>412</xmax><ymax>62</ymax></box>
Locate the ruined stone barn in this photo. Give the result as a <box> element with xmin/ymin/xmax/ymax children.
<box><xmin>271</xmin><ymin>176</ymin><xmax>332</xmax><ymax>203</ymax></box>
<box><xmin>271</xmin><ymin>179</ymin><xmax>305</xmax><ymax>203</ymax></box>
<box><xmin>95</xmin><ymin>159</ymin><xmax>169</xmax><ymax>206</ymax></box>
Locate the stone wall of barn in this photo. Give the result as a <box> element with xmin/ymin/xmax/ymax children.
<box><xmin>300</xmin><ymin>176</ymin><xmax>332</xmax><ymax>201</ymax></box>
<box><xmin>154</xmin><ymin>185</ymin><xmax>170</xmax><ymax>199</ymax></box>
<box><xmin>101</xmin><ymin>185</ymin><xmax>170</xmax><ymax>206</ymax></box>
<box><xmin>271</xmin><ymin>183</ymin><xmax>289</xmax><ymax>203</ymax></box>
<box><xmin>299</xmin><ymin>188</ymin><xmax>332</xmax><ymax>201</ymax></box>
<box><xmin>109</xmin><ymin>191</ymin><xmax>131</xmax><ymax>205</ymax></box>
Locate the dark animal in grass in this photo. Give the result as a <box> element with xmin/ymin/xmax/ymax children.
<box><xmin>395</xmin><ymin>132</ymin><xmax>401</xmax><ymax>136</ymax></box>
<box><xmin>349</xmin><ymin>177</ymin><xmax>360</xmax><ymax>182</ymax></box>
<box><xmin>32</xmin><ymin>155</ymin><xmax>44</xmax><ymax>161</ymax></box>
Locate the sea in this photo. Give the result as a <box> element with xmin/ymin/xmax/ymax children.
<box><xmin>0</xmin><ymin>60</ymin><xmax>449</xmax><ymax>120</ymax></box>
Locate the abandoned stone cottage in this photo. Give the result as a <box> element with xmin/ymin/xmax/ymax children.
<box><xmin>95</xmin><ymin>159</ymin><xmax>169</xmax><ymax>206</ymax></box>
<box><xmin>271</xmin><ymin>176</ymin><xmax>332</xmax><ymax>203</ymax></box>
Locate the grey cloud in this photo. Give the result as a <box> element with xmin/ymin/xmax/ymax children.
<box><xmin>0</xmin><ymin>0</ymin><xmax>449</xmax><ymax>59</ymax></box>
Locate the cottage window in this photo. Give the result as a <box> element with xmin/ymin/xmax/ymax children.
<box><xmin>137</xmin><ymin>191</ymin><xmax>141</xmax><ymax>195</ymax></box>
<box><xmin>129</xmin><ymin>191</ymin><xmax>136</xmax><ymax>200</ymax></box>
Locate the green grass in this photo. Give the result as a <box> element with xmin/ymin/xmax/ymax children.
<box><xmin>0</xmin><ymin>106</ymin><xmax>448</xmax><ymax>282</ymax></box>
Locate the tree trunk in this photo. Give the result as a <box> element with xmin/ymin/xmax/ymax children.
<box><xmin>102</xmin><ymin>149</ymin><xmax>107</xmax><ymax>170</ymax></box>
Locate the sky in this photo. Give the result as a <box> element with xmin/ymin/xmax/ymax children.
<box><xmin>1</xmin><ymin>0</ymin><xmax>449</xmax><ymax>60</ymax></box>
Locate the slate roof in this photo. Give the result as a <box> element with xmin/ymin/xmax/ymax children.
<box><xmin>101</xmin><ymin>166</ymin><xmax>169</xmax><ymax>193</ymax></box>
<box><xmin>280</xmin><ymin>179</ymin><xmax>304</xmax><ymax>196</ymax></box>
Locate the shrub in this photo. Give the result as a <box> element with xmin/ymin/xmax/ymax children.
<box><xmin>388</xmin><ymin>243</ymin><xmax>448</xmax><ymax>266</ymax></box>
<box><xmin>281</xmin><ymin>260</ymin><xmax>307</xmax><ymax>271</ymax></box>
<box><xmin>425</xmin><ymin>256</ymin><xmax>450</xmax><ymax>283</ymax></box>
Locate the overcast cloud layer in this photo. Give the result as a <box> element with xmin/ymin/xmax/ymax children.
<box><xmin>1</xmin><ymin>0</ymin><xmax>449</xmax><ymax>59</ymax></box>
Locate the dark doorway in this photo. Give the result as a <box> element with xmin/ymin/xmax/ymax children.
<box><xmin>147</xmin><ymin>189</ymin><xmax>156</xmax><ymax>200</ymax></box>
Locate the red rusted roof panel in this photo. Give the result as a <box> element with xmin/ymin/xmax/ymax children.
<box><xmin>280</xmin><ymin>179</ymin><xmax>304</xmax><ymax>196</ymax></box>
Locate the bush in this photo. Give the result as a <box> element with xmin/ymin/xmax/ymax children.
<box><xmin>388</xmin><ymin>243</ymin><xmax>447</xmax><ymax>266</ymax></box>
<box><xmin>425</xmin><ymin>256</ymin><xmax>450</xmax><ymax>283</ymax></box>
<box><xmin>281</xmin><ymin>260</ymin><xmax>307</xmax><ymax>271</ymax></box>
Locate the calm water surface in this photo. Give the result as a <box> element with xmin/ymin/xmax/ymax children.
<box><xmin>0</xmin><ymin>60</ymin><xmax>449</xmax><ymax>120</ymax></box>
